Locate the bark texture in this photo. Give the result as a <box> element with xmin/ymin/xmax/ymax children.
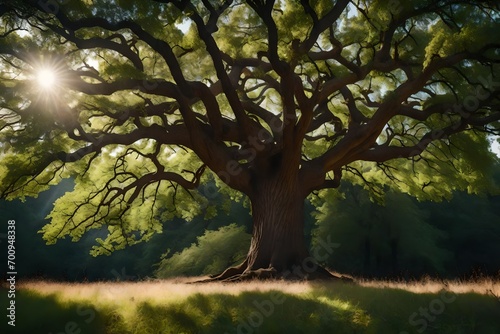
<box><xmin>203</xmin><ymin>172</ymin><xmax>339</xmax><ymax>282</ymax></box>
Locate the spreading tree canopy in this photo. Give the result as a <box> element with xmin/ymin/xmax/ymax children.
<box><xmin>0</xmin><ymin>0</ymin><xmax>499</xmax><ymax>280</ymax></box>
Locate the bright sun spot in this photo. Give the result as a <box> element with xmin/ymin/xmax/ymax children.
<box><xmin>37</xmin><ymin>68</ymin><xmax>57</xmax><ymax>90</ymax></box>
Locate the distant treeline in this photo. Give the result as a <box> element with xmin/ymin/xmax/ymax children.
<box><xmin>1</xmin><ymin>173</ymin><xmax>499</xmax><ymax>281</ymax></box>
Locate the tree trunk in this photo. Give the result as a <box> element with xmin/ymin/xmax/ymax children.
<box><xmin>246</xmin><ymin>176</ymin><xmax>308</xmax><ymax>274</ymax></box>
<box><xmin>206</xmin><ymin>173</ymin><xmax>336</xmax><ymax>282</ymax></box>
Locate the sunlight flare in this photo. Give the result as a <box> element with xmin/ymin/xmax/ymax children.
<box><xmin>31</xmin><ymin>55</ymin><xmax>67</xmax><ymax>97</ymax></box>
<box><xmin>36</xmin><ymin>68</ymin><xmax>57</xmax><ymax>90</ymax></box>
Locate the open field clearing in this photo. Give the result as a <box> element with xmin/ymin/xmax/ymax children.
<box><xmin>2</xmin><ymin>278</ymin><xmax>500</xmax><ymax>334</ymax></box>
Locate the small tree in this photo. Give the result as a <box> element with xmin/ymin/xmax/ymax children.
<box><xmin>0</xmin><ymin>0</ymin><xmax>499</xmax><ymax>280</ymax></box>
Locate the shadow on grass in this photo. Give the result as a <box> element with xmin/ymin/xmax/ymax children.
<box><xmin>115</xmin><ymin>283</ymin><xmax>500</xmax><ymax>334</ymax></box>
<box><xmin>3</xmin><ymin>282</ymin><xmax>500</xmax><ymax>334</ymax></box>
<box><xmin>122</xmin><ymin>291</ymin><xmax>369</xmax><ymax>334</ymax></box>
<box><xmin>0</xmin><ymin>288</ymin><xmax>106</xmax><ymax>334</ymax></box>
<box><xmin>310</xmin><ymin>282</ymin><xmax>500</xmax><ymax>334</ymax></box>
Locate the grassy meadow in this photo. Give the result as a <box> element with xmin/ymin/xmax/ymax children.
<box><xmin>2</xmin><ymin>278</ymin><xmax>500</xmax><ymax>334</ymax></box>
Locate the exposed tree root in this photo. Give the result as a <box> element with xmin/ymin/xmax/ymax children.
<box><xmin>227</xmin><ymin>268</ymin><xmax>279</xmax><ymax>282</ymax></box>
<box><xmin>192</xmin><ymin>262</ymin><xmax>248</xmax><ymax>283</ymax></box>
<box><xmin>191</xmin><ymin>262</ymin><xmax>354</xmax><ymax>283</ymax></box>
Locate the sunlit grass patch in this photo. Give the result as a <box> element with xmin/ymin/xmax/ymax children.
<box><xmin>118</xmin><ymin>291</ymin><xmax>370</xmax><ymax>334</ymax></box>
<box><xmin>357</xmin><ymin>276</ymin><xmax>500</xmax><ymax>295</ymax></box>
<box><xmin>4</xmin><ymin>278</ymin><xmax>500</xmax><ymax>334</ymax></box>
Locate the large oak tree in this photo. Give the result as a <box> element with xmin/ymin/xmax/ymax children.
<box><xmin>0</xmin><ymin>0</ymin><xmax>499</xmax><ymax>280</ymax></box>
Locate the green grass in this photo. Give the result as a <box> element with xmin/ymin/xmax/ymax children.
<box><xmin>1</xmin><ymin>279</ymin><xmax>500</xmax><ymax>334</ymax></box>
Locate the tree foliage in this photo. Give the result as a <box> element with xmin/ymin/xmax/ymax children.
<box><xmin>312</xmin><ymin>184</ymin><xmax>453</xmax><ymax>276</ymax></box>
<box><xmin>3</xmin><ymin>177</ymin><xmax>499</xmax><ymax>280</ymax></box>
<box><xmin>155</xmin><ymin>224</ymin><xmax>250</xmax><ymax>277</ymax></box>
<box><xmin>0</xmin><ymin>0</ymin><xmax>499</xmax><ymax>256</ymax></box>
<box><xmin>0</xmin><ymin>180</ymin><xmax>252</xmax><ymax>280</ymax></box>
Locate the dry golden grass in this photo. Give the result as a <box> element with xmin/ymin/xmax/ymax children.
<box><xmin>10</xmin><ymin>276</ymin><xmax>500</xmax><ymax>334</ymax></box>
<box><xmin>17</xmin><ymin>277</ymin><xmax>312</xmax><ymax>306</ymax></box>
<box><xmin>18</xmin><ymin>276</ymin><xmax>500</xmax><ymax>303</ymax></box>
<box><xmin>357</xmin><ymin>277</ymin><xmax>500</xmax><ymax>296</ymax></box>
